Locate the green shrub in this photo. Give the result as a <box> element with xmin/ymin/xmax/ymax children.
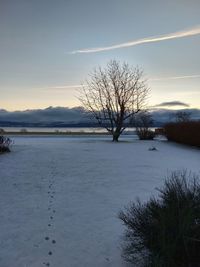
<box><xmin>119</xmin><ymin>171</ymin><xmax>200</xmax><ymax>267</ymax></box>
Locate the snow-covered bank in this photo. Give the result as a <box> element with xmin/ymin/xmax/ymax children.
<box><xmin>0</xmin><ymin>136</ymin><xmax>199</xmax><ymax>267</ymax></box>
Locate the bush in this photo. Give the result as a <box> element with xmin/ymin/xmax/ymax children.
<box><xmin>0</xmin><ymin>136</ymin><xmax>12</xmax><ymax>153</ymax></box>
<box><xmin>119</xmin><ymin>171</ymin><xmax>200</xmax><ymax>267</ymax></box>
<box><xmin>164</xmin><ymin>121</ymin><xmax>200</xmax><ymax>147</ymax></box>
<box><xmin>136</xmin><ymin>111</ymin><xmax>155</xmax><ymax>140</ymax></box>
<box><xmin>136</xmin><ymin>128</ymin><xmax>155</xmax><ymax>140</ymax></box>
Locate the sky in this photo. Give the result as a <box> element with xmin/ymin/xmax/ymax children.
<box><xmin>0</xmin><ymin>0</ymin><xmax>200</xmax><ymax>111</ymax></box>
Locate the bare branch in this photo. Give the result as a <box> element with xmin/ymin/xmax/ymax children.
<box><xmin>79</xmin><ymin>60</ymin><xmax>149</xmax><ymax>141</ymax></box>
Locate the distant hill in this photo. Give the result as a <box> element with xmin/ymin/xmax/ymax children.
<box><xmin>0</xmin><ymin>106</ymin><xmax>199</xmax><ymax>127</ymax></box>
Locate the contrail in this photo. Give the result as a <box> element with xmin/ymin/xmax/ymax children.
<box><xmin>41</xmin><ymin>74</ymin><xmax>200</xmax><ymax>91</ymax></box>
<box><xmin>70</xmin><ymin>25</ymin><xmax>200</xmax><ymax>54</ymax></box>
<box><xmin>150</xmin><ymin>74</ymin><xmax>200</xmax><ymax>81</ymax></box>
<box><xmin>44</xmin><ymin>85</ymin><xmax>82</xmax><ymax>90</ymax></box>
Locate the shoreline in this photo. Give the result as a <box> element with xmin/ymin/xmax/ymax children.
<box><xmin>2</xmin><ymin>131</ymin><xmax>110</xmax><ymax>136</ymax></box>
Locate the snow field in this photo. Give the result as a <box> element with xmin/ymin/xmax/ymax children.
<box><xmin>0</xmin><ymin>135</ymin><xmax>199</xmax><ymax>267</ymax></box>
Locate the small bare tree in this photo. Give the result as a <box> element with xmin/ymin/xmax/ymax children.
<box><xmin>175</xmin><ymin>111</ymin><xmax>191</xmax><ymax>123</ymax></box>
<box><xmin>79</xmin><ymin>60</ymin><xmax>149</xmax><ymax>141</ymax></box>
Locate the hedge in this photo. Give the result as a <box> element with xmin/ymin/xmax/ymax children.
<box><xmin>164</xmin><ymin>121</ymin><xmax>200</xmax><ymax>147</ymax></box>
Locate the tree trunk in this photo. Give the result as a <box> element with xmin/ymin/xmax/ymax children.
<box><xmin>112</xmin><ymin>131</ymin><xmax>120</xmax><ymax>142</ymax></box>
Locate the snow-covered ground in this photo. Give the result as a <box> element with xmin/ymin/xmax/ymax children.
<box><xmin>0</xmin><ymin>135</ymin><xmax>199</xmax><ymax>267</ymax></box>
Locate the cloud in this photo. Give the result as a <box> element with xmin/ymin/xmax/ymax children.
<box><xmin>151</xmin><ymin>108</ymin><xmax>200</xmax><ymax>124</ymax></box>
<box><xmin>70</xmin><ymin>25</ymin><xmax>200</xmax><ymax>54</ymax></box>
<box><xmin>41</xmin><ymin>85</ymin><xmax>82</xmax><ymax>90</ymax></box>
<box><xmin>0</xmin><ymin>107</ymin><xmax>200</xmax><ymax>128</ymax></box>
<box><xmin>0</xmin><ymin>106</ymin><xmax>90</xmax><ymax>124</ymax></box>
<box><xmin>150</xmin><ymin>74</ymin><xmax>200</xmax><ymax>81</ymax></box>
<box><xmin>39</xmin><ymin>73</ymin><xmax>200</xmax><ymax>93</ymax></box>
<box><xmin>154</xmin><ymin>101</ymin><xmax>190</xmax><ymax>108</ymax></box>
<box><xmin>0</xmin><ymin>106</ymin><xmax>199</xmax><ymax>126</ymax></box>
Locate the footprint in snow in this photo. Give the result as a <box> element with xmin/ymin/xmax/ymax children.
<box><xmin>43</xmin><ymin>262</ymin><xmax>50</xmax><ymax>266</ymax></box>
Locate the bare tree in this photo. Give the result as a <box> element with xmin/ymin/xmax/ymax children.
<box><xmin>175</xmin><ymin>111</ymin><xmax>191</xmax><ymax>123</ymax></box>
<box><xmin>79</xmin><ymin>60</ymin><xmax>149</xmax><ymax>141</ymax></box>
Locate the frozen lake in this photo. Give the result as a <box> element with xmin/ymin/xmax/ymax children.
<box><xmin>1</xmin><ymin>126</ymin><xmax>156</xmax><ymax>134</ymax></box>
<box><xmin>1</xmin><ymin>127</ymin><xmax>107</xmax><ymax>133</ymax></box>
<box><xmin>0</xmin><ymin>135</ymin><xmax>199</xmax><ymax>267</ymax></box>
